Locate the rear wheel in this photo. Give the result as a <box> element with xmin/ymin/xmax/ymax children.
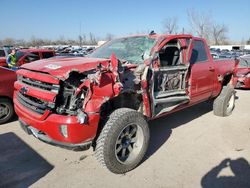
<box><xmin>95</xmin><ymin>108</ymin><xmax>150</xmax><ymax>174</ymax></box>
<box><xmin>0</xmin><ymin>98</ymin><xmax>14</xmax><ymax>124</ymax></box>
<box><xmin>213</xmin><ymin>85</ymin><xmax>235</xmax><ymax>117</ymax></box>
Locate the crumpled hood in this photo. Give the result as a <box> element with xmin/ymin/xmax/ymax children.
<box><xmin>21</xmin><ymin>56</ymin><xmax>110</xmax><ymax>79</ymax></box>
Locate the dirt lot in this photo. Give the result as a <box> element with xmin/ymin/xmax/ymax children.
<box><xmin>0</xmin><ymin>89</ymin><xmax>249</xmax><ymax>188</ymax></box>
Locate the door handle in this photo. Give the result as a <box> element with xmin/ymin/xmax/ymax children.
<box><xmin>209</xmin><ymin>67</ymin><xmax>215</xmax><ymax>72</ymax></box>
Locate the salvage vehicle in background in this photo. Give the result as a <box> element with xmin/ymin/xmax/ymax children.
<box><xmin>0</xmin><ymin>48</ymin><xmax>7</xmax><ymax>57</ymax></box>
<box><xmin>211</xmin><ymin>52</ymin><xmax>219</xmax><ymax>59</ymax></box>
<box><xmin>14</xmin><ymin>34</ymin><xmax>238</xmax><ymax>174</ymax></box>
<box><xmin>0</xmin><ymin>49</ymin><xmax>55</xmax><ymax>67</ymax></box>
<box><xmin>0</xmin><ymin>50</ymin><xmax>6</xmax><ymax>66</ymax></box>
<box><xmin>0</xmin><ymin>49</ymin><xmax>55</xmax><ymax>124</ymax></box>
<box><xmin>0</xmin><ymin>67</ymin><xmax>16</xmax><ymax>124</ymax></box>
<box><xmin>235</xmin><ymin>55</ymin><xmax>250</xmax><ymax>89</ymax></box>
<box><xmin>0</xmin><ymin>46</ymin><xmax>12</xmax><ymax>66</ymax></box>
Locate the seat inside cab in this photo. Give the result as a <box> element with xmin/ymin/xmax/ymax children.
<box><xmin>152</xmin><ymin>39</ymin><xmax>190</xmax><ymax>116</ymax></box>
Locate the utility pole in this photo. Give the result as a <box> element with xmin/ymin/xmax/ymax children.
<box><xmin>79</xmin><ymin>21</ymin><xmax>82</xmax><ymax>47</ymax></box>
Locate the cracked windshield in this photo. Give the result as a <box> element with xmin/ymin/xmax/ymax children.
<box><xmin>90</xmin><ymin>36</ymin><xmax>156</xmax><ymax>64</ymax></box>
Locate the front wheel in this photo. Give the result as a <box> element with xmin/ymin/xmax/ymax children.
<box><xmin>213</xmin><ymin>85</ymin><xmax>235</xmax><ymax>117</ymax></box>
<box><xmin>95</xmin><ymin>108</ymin><xmax>150</xmax><ymax>174</ymax></box>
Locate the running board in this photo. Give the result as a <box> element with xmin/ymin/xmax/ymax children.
<box><xmin>155</xmin><ymin>90</ymin><xmax>187</xmax><ymax>99</ymax></box>
<box><xmin>154</xmin><ymin>96</ymin><xmax>190</xmax><ymax>104</ymax></box>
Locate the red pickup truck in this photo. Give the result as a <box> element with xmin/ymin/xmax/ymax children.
<box><xmin>0</xmin><ymin>49</ymin><xmax>55</xmax><ymax>124</ymax></box>
<box><xmin>0</xmin><ymin>67</ymin><xmax>16</xmax><ymax>124</ymax></box>
<box><xmin>235</xmin><ymin>55</ymin><xmax>250</xmax><ymax>88</ymax></box>
<box><xmin>14</xmin><ymin>34</ymin><xmax>238</xmax><ymax>174</ymax></box>
<box><xmin>0</xmin><ymin>49</ymin><xmax>55</xmax><ymax>67</ymax></box>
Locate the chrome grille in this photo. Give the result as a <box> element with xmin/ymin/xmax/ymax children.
<box><xmin>18</xmin><ymin>75</ymin><xmax>59</xmax><ymax>93</ymax></box>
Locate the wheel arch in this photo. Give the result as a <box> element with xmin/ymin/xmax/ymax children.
<box><xmin>222</xmin><ymin>73</ymin><xmax>233</xmax><ymax>86</ymax></box>
<box><xmin>0</xmin><ymin>96</ymin><xmax>13</xmax><ymax>103</ymax></box>
<box><xmin>93</xmin><ymin>91</ymin><xmax>144</xmax><ymax>148</ymax></box>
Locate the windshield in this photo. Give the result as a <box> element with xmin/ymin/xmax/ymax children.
<box><xmin>239</xmin><ymin>58</ymin><xmax>250</xmax><ymax>68</ymax></box>
<box><xmin>89</xmin><ymin>36</ymin><xmax>156</xmax><ymax>64</ymax></box>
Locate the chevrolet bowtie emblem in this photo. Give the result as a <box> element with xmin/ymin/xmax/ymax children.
<box><xmin>20</xmin><ymin>86</ymin><xmax>29</xmax><ymax>94</ymax></box>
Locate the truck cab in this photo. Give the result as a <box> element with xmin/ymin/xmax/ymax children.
<box><xmin>0</xmin><ymin>49</ymin><xmax>55</xmax><ymax>67</ymax></box>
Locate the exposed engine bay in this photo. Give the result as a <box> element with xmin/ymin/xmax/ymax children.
<box><xmin>55</xmin><ymin>71</ymin><xmax>92</xmax><ymax>115</ymax></box>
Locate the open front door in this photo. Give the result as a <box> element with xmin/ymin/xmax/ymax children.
<box><xmin>149</xmin><ymin>35</ymin><xmax>193</xmax><ymax>117</ymax></box>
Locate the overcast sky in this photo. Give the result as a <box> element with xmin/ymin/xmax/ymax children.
<box><xmin>1</xmin><ymin>0</ymin><xmax>249</xmax><ymax>42</ymax></box>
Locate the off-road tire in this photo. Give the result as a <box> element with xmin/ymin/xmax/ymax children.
<box><xmin>95</xmin><ymin>108</ymin><xmax>150</xmax><ymax>174</ymax></box>
<box><xmin>213</xmin><ymin>85</ymin><xmax>235</xmax><ymax>117</ymax></box>
<box><xmin>0</xmin><ymin>98</ymin><xmax>14</xmax><ymax>124</ymax></box>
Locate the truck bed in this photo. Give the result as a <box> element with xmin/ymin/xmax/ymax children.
<box><xmin>214</xmin><ymin>58</ymin><xmax>236</xmax><ymax>77</ymax></box>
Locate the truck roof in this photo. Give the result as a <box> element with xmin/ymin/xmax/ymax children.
<box><xmin>19</xmin><ymin>49</ymin><xmax>54</xmax><ymax>53</ymax></box>
<box><xmin>115</xmin><ymin>34</ymin><xmax>198</xmax><ymax>48</ymax></box>
<box><xmin>117</xmin><ymin>33</ymin><xmax>195</xmax><ymax>40</ymax></box>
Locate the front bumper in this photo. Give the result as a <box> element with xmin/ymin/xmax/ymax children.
<box><xmin>14</xmin><ymin>97</ymin><xmax>100</xmax><ymax>148</ymax></box>
<box><xmin>19</xmin><ymin>120</ymin><xmax>92</xmax><ymax>151</ymax></box>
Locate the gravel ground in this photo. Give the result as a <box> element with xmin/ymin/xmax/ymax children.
<box><xmin>0</xmin><ymin>89</ymin><xmax>249</xmax><ymax>188</ymax></box>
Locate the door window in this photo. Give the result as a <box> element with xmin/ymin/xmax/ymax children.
<box><xmin>24</xmin><ymin>52</ymin><xmax>40</xmax><ymax>63</ymax></box>
<box><xmin>42</xmin><ymin>52</ymin><xmax>54</xmax><ymax>59</ymax></box>
<box><xmin>190</xmin><ymin>40</ymin><xmax>208</xmax><ymax>64</ymax></box>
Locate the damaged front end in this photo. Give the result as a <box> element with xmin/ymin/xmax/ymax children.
<box><xmin>55</xmin><ymin>71</ymin><xmax>93</xmax><ymax>124</ymax></box>
<box><xmin>54</xmin><ymin>54</ymin><xmax>123</xmax><ymax>122</ymax></box>
<box><xmin>14</xmin><ymin>55</ymin><xmax>126</xmax><ymax>149</ymax></box>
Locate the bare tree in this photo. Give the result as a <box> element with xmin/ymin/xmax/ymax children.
<box><xmin>105</xmin><ymin>33</ymin><xmax>114</xmax><ymax>41</ymax></box>
<box><xmin>163</xmin><ymin>17</ymin><xmax>178</xmax><ymax>34</ymax></box>
<box><xmin>78</xmin><ymin>35</ymin><xmax>83</xmax><ymax>46</ymax></box>
<box><xmin>247</xmin><ymin>38</ymin><xmax>250</xmax><ymax>45</ymax></box>
<box><xmin>187</xmin><ymin>9</ymin><xmax>212</xmax><ymax>40</ymax></box>
<box><xmin>2</xmin><ymin>38</ymin><xmax>15</xmax><ymax>46</ymax></box>
<box><xmin>82</xmin><ymin>34</ymin><xmax>87</xmax><ymax>44</ymax></box>
<box><xmin>29</xmin><ymin>36</ymin><xmax>48</xmax><ymax>47</ymax></box>
<box><xmin>55</xmin><ymin>36</ymin><xmax>68</xmax><ymax>45</ymax></box>
<box><xmin>15</xmin><ymin>39</ymin><xmax>27</xmax><ymax>47</ymax></box>
<box><xmin>89</xmin><ymin>32</ymin><xmax>97</xmax><ymax>45</ymax></box>
<box><xmin>212</xmin><ymin>24</ymin><xmax>228</xmax><ymax>45</ymax></box>
<box><xmin>29</xmin><ymin>36</ymin><xmax>38</xmax><ymax>47</ymax></box>
<box><xmin>66</xmin><ymin>39</ymin><xmax>76</xmax><ymax>45</ymax></box>
<box><xmin>240</xmin><ymin>38</ymin><xmax>246</xmax><ymax>45</ymax></box>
